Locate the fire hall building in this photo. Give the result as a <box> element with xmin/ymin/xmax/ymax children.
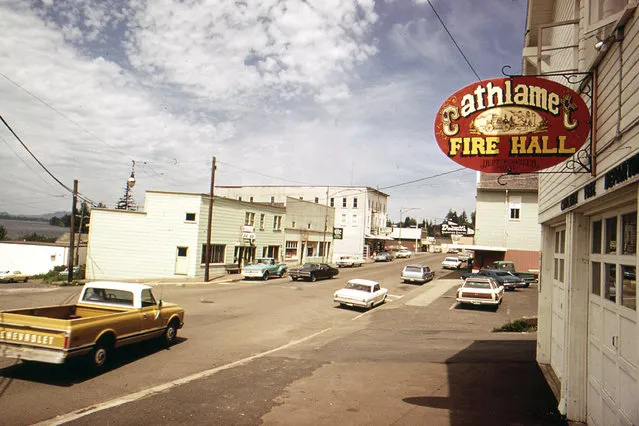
<box><xmin>523</xmin><ymin>1</ymin><xmax>638</xmax><ymax>424</ymax></box>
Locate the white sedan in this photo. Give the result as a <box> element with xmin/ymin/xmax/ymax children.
<box><xmin>334</xmin><ymin>279</ymin><xmax>388</xmax><ymax>309</ymax></box>
<box><xmin>394</xmin><ymin>249</ymin><xmax>413</xmax><ymax>258</ymax></box>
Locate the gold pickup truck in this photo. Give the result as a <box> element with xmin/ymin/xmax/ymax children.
<box><xmin>0</xmin><ymin>281</ymin><xmax>184</xmax><ymax>369</ymax></box>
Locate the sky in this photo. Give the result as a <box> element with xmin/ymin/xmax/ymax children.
<box><xmin>0</xmin><ymin>0</ymin><xmax>528</xmax><ymax>223</ymax></box>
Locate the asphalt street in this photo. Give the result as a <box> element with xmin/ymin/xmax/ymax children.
<box><xmin>0</xmin><ymin>254</ymin><xmax>564</xmax><ymax>426</ymax></box>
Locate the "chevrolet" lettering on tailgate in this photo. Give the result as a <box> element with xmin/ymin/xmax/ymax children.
<box><xmin>0</xmin><ymin>330</ymin><xmax>54</xmax><ymax>345</ymax></box>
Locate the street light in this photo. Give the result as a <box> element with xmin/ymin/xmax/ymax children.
<box><xmin>398</xmin><ymin>207</ymin><xmax>420</xmax><ymax>247</ymax></box>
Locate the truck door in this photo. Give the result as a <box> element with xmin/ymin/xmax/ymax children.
<box><xmin>139</xmin><ymin>288</ymin><xmax>164</xmax><ymax>337</ymax></box>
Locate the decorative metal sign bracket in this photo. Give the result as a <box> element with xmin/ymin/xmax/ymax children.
<box><xmin>496</xmin><ymin>66</ymin><xmax>594</xmax><ymax>185</ymax></box>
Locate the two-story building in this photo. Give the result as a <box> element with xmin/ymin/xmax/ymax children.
<box><xmin>214</xmin><ymin>185</ymin><xmax>391</xmax><ymax>261</ymax></box>
<box><xmin>524</xmin><ymin>1</ymin><xmax>639</xmax><ymax>424</ymax></box>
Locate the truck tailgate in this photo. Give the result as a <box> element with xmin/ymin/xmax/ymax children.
<box><xmin>0</xmin><ymin>314</ymin><xmax>69</xmax><ymax>363</ymax></box>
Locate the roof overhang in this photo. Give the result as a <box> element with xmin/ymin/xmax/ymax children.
<box><xmin>365</xmin><ymin>234</ymin><xmax>394</xmax><ymax>240</ymax></box>
<box><xmin>446</xmin><ymin>244</ymin><xmax>507</xmax><ymax>252</ymax></box>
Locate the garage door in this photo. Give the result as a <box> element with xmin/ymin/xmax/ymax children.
<box><xmin>587</xmin><ymin>212</ymin><xmax>638</xmax><ymax>426</ymax></box>
<box><xmin>551</xmin><ymin>227</ymin><xmax>566</xmax><ymax>381</ymax></box>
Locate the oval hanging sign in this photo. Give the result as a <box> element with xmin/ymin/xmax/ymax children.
<box><xmin>434</xmin><ymin>77</ymin><xmax>591</xmax><ymax>173</ymax></box>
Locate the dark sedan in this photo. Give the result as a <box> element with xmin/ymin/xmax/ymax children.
<box><xmin>289</xmin><ymin>263</ymin><xmax>339</xmax><ymax>282</ymax></box>
<box><xmin>461</xmin><ymin>269</ymin><xmax>526</xmax><ymax>291</ymax></box>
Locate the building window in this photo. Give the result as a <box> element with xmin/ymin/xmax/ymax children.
<box><xmin>553</xmin><ymin>229</ymin><xmax>565</xmax><ymax>282</ymax></box>
<box><xmin>341</xmin><ymin>213</ymin><xmax>347</xmax><ymax>224</ymax></box>
<box><xmin>201</xmin><ymin>244</ymin><xmax>225</xmax><ymax>264</ymax></box>
<box><xmin>238</xmin><ymin>196</ymin><xmax>242</xmax><ymax>201</ymax></box>
<box><xmin>285</xmin><ymin>241</ymin><xmax>298</xmax><ymax>259</ymax></box>
<box><xmin>185</xmin><ymin>212</ymin><xmax>196</xmax><ymax>222</ymax></box>
<box><xmin>259</xmin><ymin>214</ymin><xmax>265</xmax><ymax>230</ymax></box>
<box><xmin>592</xmin><ymin>220</ymin><xmax>602</xmax><ymax>253</ymax></box>
<box><xmin>605</xmin><ymin>217</ymin><xmax>617</xmax><ymax>254</ymax></box>
<box><xmin>351</xmin><ymin>214</ymin><xmax>358</xmax><ymax>226</ymax></box>
<box><xmin>318</xmin><ymin>241</ymin><xmax>330</xmax><ymax>256</ymax></box>
<box><xmin>270</xmin><ymin>196</ymin><xmax>275</xmax><ymax>203</ymax></box>
<box><xmin>250</xmin><ymin>196</ymin><xmax>254</xmax><ymax>202</ymax></box>
<box><xmin>622</xmin><ymin>212</ymin><xmax>637</xmax><ymax>254</ymax></box>
<box><xmin>314</xmin><ymin>197</ymin><xmax>319</xmax><ymax>203</ymax></box>
<box><xmin>330</xmin><ymin>198</ymin><xmax>334</xmax><ymax>207</ymax></box>
<box><xmin>605</xmin><ymin>263</ymin><xmax>616</xmax><ymax>303</ymax></box>
<box><xmin>177</xmin><ymin>247</ymin><xmax>188</xmax><ymax>257</ymax></box>
<box><xmin>273</xmin><ymin>215</ymin><xmax>282</xmax><ymax>231</ymax></box>
<box><xmin>342</xmin><ymin>198</ymin><xmax>347</xmax><ymax>208</ymax></box>
<box><xmin>587</xmin><ymin>0</ymin><xmax>628</xmax><ymax>31</ymax></box>
<box><xmin>509</xmin><ymin>196</ymin><xmax>521</xmax><ymax>220</ymax></box>
<box><xmin>307</xmin><ymin>223</ymin><xmax>312</xmax><ymax>229</ymax></box>
<box><xmin>292</xmin><ymin>220</ymin><xmax>296</xmax><ymax>228</ymax></box>
<box><xmin>353</xmin><ymin>198</ymin><xmax>358</xmax><ymax>208</ymax></box>
<box><xmin>245</xmin><ymin>212</ymin><xmax>255</xmax><ymax>226</ymax></box>
<box><xmin>592</xmin><ymin>262</ymin><xmax>601</xmax><ymax>296</ymax></box>
<box><xmin>262</xmin><ymin>245</ymin><xmax>280</xmax><ymax>259</ymax></box>
<box><xmin>621</xmin><ymin>265</ymin><xmax>636</xmax><ymax>310</ymax></box>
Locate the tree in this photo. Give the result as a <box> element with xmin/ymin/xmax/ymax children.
<box><xmin>0</xmin><ymin>225</ymin><xmax>6</xmax><ymax>241</ymax></box>
<box><xmin>402</xmin><ymin>216</ymin><xmax>417</xmax><ymax>228</ymax></box>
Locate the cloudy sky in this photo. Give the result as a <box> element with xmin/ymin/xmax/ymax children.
<box><xmin>0</xmin><ymin>0</ymin><xmax>527</xmax><ymax>223</ymax></box>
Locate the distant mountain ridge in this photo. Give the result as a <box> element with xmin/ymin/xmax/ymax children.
<box><xmin>0</xmin><ymin>211</ymin><xmax>70</xmax><ymax>221</ymax></box>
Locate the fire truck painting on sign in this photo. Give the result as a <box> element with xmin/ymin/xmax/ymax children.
<box><xmin>434</xmin><ymin>77</ymin><xmax>591</xmax><ymax>173</ymax></box>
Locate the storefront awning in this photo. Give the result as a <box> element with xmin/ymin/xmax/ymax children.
<box><xmin>365</xmin><ymin>234</ymin><xmax>394</xmax><ymax>240</ymax></box>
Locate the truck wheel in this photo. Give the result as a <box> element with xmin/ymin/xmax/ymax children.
<box><xmin>163</xmin><ymin>319</ymin><xmax>179</xmax><ymax>346</ymax></box>
<box><xmin>90</xmin><ymin>337</ymin><xmax>113</xmax><ymax>370</ymax></box>
<box><xmin>263</xmin><ymin>271</ymin><xmax>269</xmax><ymax>281</ymax></box>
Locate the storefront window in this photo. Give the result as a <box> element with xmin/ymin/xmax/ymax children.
<box><xmin>592</xmin><ymin>220</ymin><xmax>602</xmax><ymax>253</ymax></box>
<box><xmin>605</xmin><ymin>217</ymin><xmax>617</xmax><ymax>254</ymax></box>
<box><xmin>604</xmin><ymin>263</ymin><xmax>616</xmax><ymax>303</ymax></box>
<box><xmin>621</xmin><ymin>265</ymin><xmax>636</xmax><ymax>311</ymax></box>
<box><xmin>622</xmin><ymin>212</ymin><xmax>637</xmax><ymax>255</ymax></box>
<box><xmin>592</xmin><ymin>262</ymin><xmax>601</xmax><ymax>296</ymax></box>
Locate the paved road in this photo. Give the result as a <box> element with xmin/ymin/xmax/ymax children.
<box><xmin>0</xmin><ymin>254</ymin><xmax>562</xmax><ymax>425</ymax></box>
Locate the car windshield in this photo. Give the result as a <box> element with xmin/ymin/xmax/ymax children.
<box><xmin>346</xmin><ymin>282</ymin><xmax>373</xmax><ymax>292</ymax></box>
<box><xmin>465</xmin><ymin>281</ymin><xmax>492</xmax><ymax>289</ymax></box>
<box><xmin>256</xmin><ymin>259</ymin><xmax>272</xmax><ymax>265</ymax></box>
<box><xmin>404</xmin><ymin>266</ymin><xmax>422</xmax><ymax>272</ymax></box>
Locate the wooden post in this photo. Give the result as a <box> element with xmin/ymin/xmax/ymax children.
<box><xmin>205</xmin><ymin>157</ymin><xmax>216</xmax><ymax>282</ymax></box>
<box><xmin>68</xmin><ymin>180</ymin><xmax>78</xmax><ymax>284</ymax></box>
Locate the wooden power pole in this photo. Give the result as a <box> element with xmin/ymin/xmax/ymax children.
<box><xmin>205</xmin><ymin>157</ymin><xmax>216</xmax><ymax>282</ymax></box>
<box><xmin>67</xmin><ymin>180</ymin><xmax>78</xmax><ymax>284</ymax></box>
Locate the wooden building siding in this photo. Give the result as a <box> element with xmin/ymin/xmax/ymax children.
<box><xmin>475</xmin><ymin>191</ymin><xmax>540</xmax><ymax>251</ymax></box>
<box><xmin>539</xmin><ymin>3</ymin><xmax>639</xmax><ymax>224</ymax></box>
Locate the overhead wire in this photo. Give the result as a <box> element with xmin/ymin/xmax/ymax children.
<box><xmin>378</xmin><ymin>167</ymin><xmax>467</xmax><ymax>190</ymax></box>
<box><xmin>426</xmin><ymin>0</ymin><xmax>482</xmax><ymax>81</ymax></box>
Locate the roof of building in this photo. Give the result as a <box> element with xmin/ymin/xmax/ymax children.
<box><xmin>477</xmin><ymin>173</ymin><xmax>538</xmax><ymax>192</ymax></box>
<box><xmin>214</xmin><ymin>185</ymin><xmax>390</xmax><ymax>197</ymax></box>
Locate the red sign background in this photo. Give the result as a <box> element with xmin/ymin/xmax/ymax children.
<box><xmin>434</xmin><ymin>77</ymin><xmax>591</xmax><ymax>173</ymax></box>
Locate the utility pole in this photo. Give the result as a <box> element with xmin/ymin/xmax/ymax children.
<box><xmin>75</xmin><ymin>203</ymin><xmax>86</xmax><ymax>265</ymax></box>
<box><xmin>205</xmin><ymin>156</ymin><xmax>216</xmax><ymax>282</ymax></box>
<box><xmin>323</xmin><ymin>185</ymin><xmax>329</xmax><ymax>263</ymax></box>
<box><xmin>67</xmin><ymin>180</ymin><xmax>78</xmax><ymax>284</ymax></box>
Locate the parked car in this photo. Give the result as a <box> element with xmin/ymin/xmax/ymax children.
<box><xmin>335</xmin><ymin>255</ymin><xmax>365</xmax><ymax>268</ymax></box>
<box><xmin>401</xmin><ymin>264</ymin><xmax>434</xmax><ymax>284</ymax></box>
<box><xmin>461</xmin><ymin>269</ymin><xmax>526</xmax><ymax>291</ymax></box>
<box><xmin>289</xmin><ymin>263</ymin><xmax>339</xmax><ymax>282</ymax></box>
<box><xmin>241</xmin><ymin>258</ymin><xmax>287</xmax><ymax>280</ymax></box>
<box><xmin>0</xmin><ymin>281</ymin><xmax>184</xmax><ymax>369</ymax></box>
<box><xmin>394</xmin><ymin>249</ymin><xmax>413</xmax><ymax>258</ymax></box>
<box><xmin>59</xmin><ymin>265</ymin><xmax>84</xmax><ymax>280</ymax></box>
<box><xmin>441</xmin><ymin>256</ymin><xmax>463</xmax><ymax>269</ymax></box>
<box><xmin>0</xmin><ymin>270</ymin><xmax>29</xmax><ymax>283</ymax></box>
<box><xmin>456</xmin><ymin>277</ymin><xmax>504</xmax><ymax>309</ymax></box>
<box><xmin>433</xmin><ymin>247</ymin><xmax>442</xmax><ymax>253</ymax></box>
<box><xmin>373</xmin><ymin>252</ymin><xmax>393</xmax><ymax>262</ymax></box>
<box><xmin>334</xmin><ymin>279</ymin><xmax>388</xmax><ymax>309</ymax></box>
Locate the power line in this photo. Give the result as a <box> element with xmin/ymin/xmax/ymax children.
<box><xmin>0</xmin><ymin>114</ymin><xmax>98</xmax><ymax>207</ymax></box>
<box><xmin>379</xmin><ymin>167</ymin><xmax>467</xmax><ymax>190</ymax></box>
<box><xmin>426</xmin><ymin>0</ymin><xmax>481</xmax><ymax>81</ymax></box>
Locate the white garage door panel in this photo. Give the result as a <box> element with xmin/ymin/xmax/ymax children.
<box><xmin>588</xmin><ymin>381</ymin><xmax>603</xmax><ymax>425</ymax></box>
<box><xmin>619</xmin><ymin>316</ymin><xmax>637</xmax><ymax>367</ymax></box>
<box><xmin>590</xmin><ymin>303</ymin><xmax>603</xmax><ymax>343</ymax></box>
<box><xmin>589</xmin><ymin>341</ymin><xmax>602</xmax><ymax>386</ymax></box>
<box><xmin>602</xmin><ymin>353</ymin><xmax>618</xmax><ymax>402</ymax></box>
<box><xmin>619</xmin><ymin>367</ymin><xmax>638</xmax><ymax>425</ymax></box>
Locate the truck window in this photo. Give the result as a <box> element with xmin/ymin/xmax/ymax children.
<box><xmin>141</xmin><ymin>289</ymin><xmax>156</xmax><ymax>307</ymax></box>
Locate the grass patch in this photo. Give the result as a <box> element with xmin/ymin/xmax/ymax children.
<box><xmin>493</xmin><ymin>319</ymin><xmax>537</xmax><ymax>333</ymax></box>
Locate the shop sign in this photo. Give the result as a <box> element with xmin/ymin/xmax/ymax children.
<box><xmin>333</xmin><ymin>227</ymin><xmax>343</xmax><ymax>240</ymax></box>
<box><xmin>441</xmin><ymin>223</ymin><xmax>467</xmax><ymax>234</ymax></box>
<box><xmin>434</xmin><ymin>77</ymin><xmax>591</xmax><ymax>173</ymax></box>
<box><xmin>241</xmin><ymin>232</ymin><xmax>256</xmax><ymax>240</ymax></box>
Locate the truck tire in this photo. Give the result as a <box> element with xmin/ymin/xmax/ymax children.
<box><xmin>163</xmin><ymin>319</ymin><xmax>179</xmax><ymax>346</ymax></box>
<box><xmin>90</xmin><ymin>336</ymin><xmax>114</xmax><ymax>371</ymax></box>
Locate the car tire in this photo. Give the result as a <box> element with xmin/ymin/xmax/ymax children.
<box><xmin>263</xmin><ymin>271</ymin><xmax>269</xmax><ymax>281</ymax></box>
<box><xmin>23</xmin><ymin>277</ymin><xmax>28</xmax><ymax>283</ymax></box>
<box><xmin>524</xmin><ymin>283</ymin><xmax>530</xmax><ymax>288</ymax></box>
<box><xmin>310</xmin><ymin>274</ymin><xmax>317</xmax><ymax>282</ymax></box>
<box><xmin>290</xmin><ymin>277</ymin><xmax>298</xmax><ymax>281</ymax></box>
